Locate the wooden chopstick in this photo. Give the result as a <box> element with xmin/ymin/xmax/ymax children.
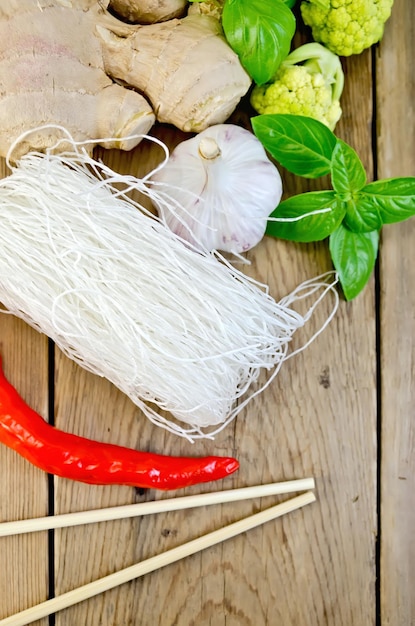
<box><xmin>0</xmin><ymin>491</ymin><xmax>316</xmax><ymax>626</ymax></box>
<box><xmin>0</xmin><ymin>477</ymin><xmax>315</xmax><ymax>537</ymax></box>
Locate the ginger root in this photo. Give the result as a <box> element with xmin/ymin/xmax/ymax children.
<box><xmin>109</xmin><ymin>0</ymin><xmax>188</xmax><ymax>24</ymax></box>
<box><xmin>98</xmin><ymin>13</ymin><xmax>251</xmax><ymax>133</ymax></box>
<box><xmin>0</xmin><ymin>0</ymin><xmax>155</xmax><ymax>159</ymax></box>
<box><xmin>0</xmin><ymin>0</ymin><xmax>251</xmax><ymax>159</ymax></box>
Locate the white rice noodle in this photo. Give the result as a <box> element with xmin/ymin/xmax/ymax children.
<box><xmin>0</xmin><ymin>128</ymin><xmax>339</xmax><ymax>440</ymax></box>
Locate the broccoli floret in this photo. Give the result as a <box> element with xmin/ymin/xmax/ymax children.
<box><xmin>300</xmin><ymin>0</ymin><xmax>394</xmax><ymax>56</ymax></box>
<box><xmin>250</xmin><ymin>42</ymin><xmax>344</xmax><ymax>130</ymax></box>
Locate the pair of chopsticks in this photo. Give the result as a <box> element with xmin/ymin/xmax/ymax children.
<box><xmin>0</xmin><ymin>477</ymin><xmax>316</xmax><ymax>626</ymax></box>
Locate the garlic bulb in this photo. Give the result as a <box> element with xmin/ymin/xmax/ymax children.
<box><xmin>150</xmin><ymin>124</ymin><xmax>283</xmax><ymax>254</ymax></box>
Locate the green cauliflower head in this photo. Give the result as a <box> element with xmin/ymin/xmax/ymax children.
<box><xmin>250</xmin><ymin>42</ymin><xmax>344</xmax><ymax>130</ymax></box>
<box><xmin>300</xmin><ymin>0</ymin><xmax>394</xmax><ymax>56</ymax></box>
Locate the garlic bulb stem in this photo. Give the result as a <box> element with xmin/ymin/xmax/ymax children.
<box><xmin>198</xmin><ymin>136</ymin><xmax>221</xmax><ymax>160</ymax></box>
<box><xmin>151</xmin><ymin>124</ymin><xmax>283</xmax><ymax>254</ymax></box>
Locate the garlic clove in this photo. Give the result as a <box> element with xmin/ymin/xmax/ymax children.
<box><xmin>150</xmin><ymin>124</ymin><xmax>283</xmax><ymax>254</ymax></box>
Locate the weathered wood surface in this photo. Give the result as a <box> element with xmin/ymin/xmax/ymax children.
<box><xmin>377</xmin><ymin>1</ymin><xmax>415</xmax><ymax>624</ymax></box>
<box><xmin>0</xmin><ymin>2</ymin><xmax>413</xmax><ymax>624</ymax></box>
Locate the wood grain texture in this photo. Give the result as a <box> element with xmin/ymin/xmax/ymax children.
<box><xmin>376</xmin><ymin>1</ymin><xmax>415</xmax><ymax>624</ymax></box>
<box><xmin>0</xmin><ymin>316</ymin><xmax>49</xmax><ymax>624</ymax></box>
<box><xmin>49</xmin><ymin>50</ymin><xmax>376</xmax><ymax>626</ymax></box>
<box><xmin>0</xmin><ymin>5</ymin><xmax>411</xmax><ymax>624</ymax></box>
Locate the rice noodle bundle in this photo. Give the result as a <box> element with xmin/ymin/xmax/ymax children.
<box><xmin>0</xmin><ymin>132</ymin><xmax>338</xmax><ymax>440</ymax></box>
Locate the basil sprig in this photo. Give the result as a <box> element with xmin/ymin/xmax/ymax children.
<box><xmin>252</xmin><ymin>114</ymin><xmax>336</xmax><ymax>177</ymax></box>
<box><xmin>252</xmin><ymin>114</ymin><xmax>415</xmax><ymax>300</ymax></box>
<box><xmin>222</xmin><ymin>0</ymin><xmax>296</xmax><ymax>85</ymax></box>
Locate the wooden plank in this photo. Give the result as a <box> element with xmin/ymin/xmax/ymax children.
<box><xmin>0</xmin><ymin>13</ymin><xmax>393</xmax><ymax>625</ymax></box>
<box><xmin>0</xmin><ymin>309</ymin><xmax>49</xmax><ymax>622</ymax></box>
<box><xmin>0</xmin><ymin>155</ymin><xmax>50</xmax><ymax>625</ymax></box>
<box><xmin>49</xmin><ymin>53</ymin><xmax>377</xmax><ymax>626</ymax></box>
<box><xmin>376</xmin><ymin>1</ymin><xmax>415</xmax><ymax>624</ymax></box>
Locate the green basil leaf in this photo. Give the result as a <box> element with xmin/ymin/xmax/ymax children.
<box><xmin>342</xmin><ymin>193</ymin><xmax>382</xmax><ymax>232</ymax></box>
<box><xmin>266</xmin><ymin>190</ymin><xmax>344</xmax><ymax>242</ymax></box>
<box><xmin>252</xmin><ymin>114</ymin><xmax>337</xmax><ymax>178</ymax></box>
<box><xmin>360</xmin><ymin>177</ymin><xmax>415</xmax><ymax>224</ymax></box>
<box><xmin>331</xmin><ymin>139</ymin><xmax>366</xmax><ymax>194</ymax></box>
<box><xmin>222</xmin><ymin>0</ymin><xmax>296</xmax><ymax>85</ymax></box>
<box><xmin>329</xmin><ymin>224</ymin><xmax>379</xmax><ymax>300</ymax></box>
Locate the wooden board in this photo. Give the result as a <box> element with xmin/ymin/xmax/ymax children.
<box><xmin>0</xmin><ymin>3</ymin><xmax>413</xmax><ymax>624</ymax></box>
<box><xmin>377</xmin><ymin>1</ymin><xmax>415</xmax><ymax>624</ymax></box>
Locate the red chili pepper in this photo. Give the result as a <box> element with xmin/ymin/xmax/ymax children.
<box><xmin>0</xmin><ymin>357</ymin><xmax>239</xmax><ymax>490</ymax></box>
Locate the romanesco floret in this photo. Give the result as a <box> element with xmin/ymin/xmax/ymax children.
<box><xmin>250</xmin><ymin>42</ymin><xmax>344</xmax><ymax>130</ymax></box>
<box><xmin>188</xmin><ymin>0</ymin><xmax>225</xmax><ymax>20</ymax></box>
<box><xmin>300</xmin><ymin>0</ymin><xmax>394</xmax><ymax>56</ymax></box>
